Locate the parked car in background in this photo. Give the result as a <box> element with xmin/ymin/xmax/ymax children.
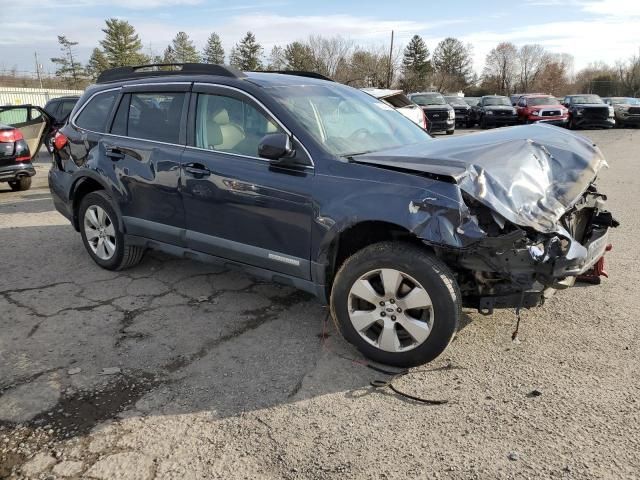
<box><xmin>602</xmin><ymin>97</ymin><xmax>640</xmax><ymax>128</ymax></box>
<box><xmin>48</xmin><ymin>63</ymin><xmax>618</xmax><ymax>367</ymax></box>
<box><xmin>463</xmin><ymin>97</ymin><xmax>480</xmax><ymax>107</ymax></box>
<box><xmin>445</xmin><ymin>96</ymin><xmax>473</xmax><ymax>128</ymax></box>
<box><xmin>0</xmin><ymin>105</ymin><xmax>52</xmax><ymax>191</ymax></box>
<box><xmin>563</xmin><ymin>94</ymin><xmax>615</xmax><ymax>129</ymax></box>
<box><xmin>0</xmin><ymin>123</ymin><xmax>36</xmax><ymax>191</ymax></box>
<box><xmin>510</xmin><ymin>93</ymin><xmax>526</xmax><ymax>106</ymax></box>
<box><xmin>515</xmin><ymin>94</ymin><xmax>568</xmax><ymax>126</ymax></box>
<box><xmin>474</xmin><ymin>96</ymin><xmax>518</xmax><ymax>129</ymax></box>
<box><xmin>361</xmin><ymin>88</ymin><xmax>427</xmax><ymax>129</ymax></box>
<box><xmin>44</xmin><ymin>96</ymin><xmax>80</xmax><ymax>153</ymax></box>
<box><xmin>407</xmin><ymin>92</ymin><xmax>455</xmax><ymax>134</ymax></box>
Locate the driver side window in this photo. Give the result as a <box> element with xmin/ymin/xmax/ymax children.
<box><xmin>195</xmin><ymin>93</ymin><xmax>283</xmax><ymax>158</ymax></box>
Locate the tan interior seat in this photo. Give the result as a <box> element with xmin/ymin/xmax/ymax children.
<box><xmin>209</xmin><ymin>109</ymin><xmax>244</xmax><ymax>150</ymax></box>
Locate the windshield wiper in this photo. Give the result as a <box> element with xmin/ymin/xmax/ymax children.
<box><xmin>343</xmin><ymin>150</ymin><xmax>375</xmax><ymax>161</ymax></box>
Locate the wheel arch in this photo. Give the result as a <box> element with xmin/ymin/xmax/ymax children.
<box><xmin>70</xmin><ymin>174</ymin><xmax>123</xmax><ymax>232</ymax></box>
<box><xmin>320</xmin><ymin>220</ymin><xmax>432</xmax><ymax>299</ymax></box>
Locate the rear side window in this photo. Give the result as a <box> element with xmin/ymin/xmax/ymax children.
<box><xmin>0</xmin><ymin>108</ymin><xmax>28</xmax><ymax>124</ymax></box>
<box><xmin>384</xmin><ymin>94</ymin><xmax>412</xmax><ymax>108</ymax></box>
<box><xmin>59</xmin><ymin>101</ymin><xmax>76</xmax><ymax>119</ymax></box>
<box><xmin>44</xmin><ymin>101</ymin><xmax>59</xmax><ymax>116</ymax></box>
<box><xmin>75</xmin><ymin>91</ymin><xmax>118</xmax><ymax>133</ymax></box>
<box><xmin>118</xmin><ymin>92</ymin><xmax>186</xmax><ymax>144</ymax></box>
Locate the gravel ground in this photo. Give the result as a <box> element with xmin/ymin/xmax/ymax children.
<box><xmin>0</xmin><ymin>128</ymin><xmax>639</xmax><ymax>480</ymax></box>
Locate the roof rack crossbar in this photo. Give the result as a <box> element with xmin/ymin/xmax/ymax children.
<box><xmin>96</xmin><ymin>63</ymin><xmax>246</xmax><ymax>84</ymax></box>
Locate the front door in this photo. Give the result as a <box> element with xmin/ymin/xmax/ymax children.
<box><xmin>180</xmin><ymin>85</ymin><xmax>314</xmax><ymax>279</ymax></box>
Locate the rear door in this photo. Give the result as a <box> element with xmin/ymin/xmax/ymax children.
<box><xmin>180</xmin><ymin>84</ymin><xmax>314</xmax><ymax>279</ymax></box>
<box><xmin>0</xmin><ymin>106</ymin><xmax>52</xmax><ymax>157</ymax></box>
<box><xmin>103</xmin><ymin>84</ymin><xmax>189</xmax><ymax>245</ymax></box>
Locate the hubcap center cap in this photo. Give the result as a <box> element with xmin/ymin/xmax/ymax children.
<box><xmin>381</xmin><ymin>299</ymin><xmax>401</xmax><ymax>317</ymax></box>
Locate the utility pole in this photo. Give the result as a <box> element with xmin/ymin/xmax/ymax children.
<box><xmin>34</xmin><ymin>52</ymin><xmax>43</xmax><ymax>89</ymax></box>
<box><xmin>387</xmin><ymin>30</ymin><xmax>394</xmax><ymax>88</ymax></box>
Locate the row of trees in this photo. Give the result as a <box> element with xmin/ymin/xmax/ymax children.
<box><xmin>481</xmin><ymin>42</ymin><xmax>640</xmax><ymax>97</ymax></box>
<box><xmin>47</xmin><ymin>19</ymin><xmax>640</xmax><ymax>97</ymax></box>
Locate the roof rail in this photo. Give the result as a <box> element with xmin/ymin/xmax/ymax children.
<box><xmin>268</xmin><ymin>71</ymin><xmax>334</xmax><ymax>82</ymax></box>
<box><xmin>96</xmin><ymin>63</ymin><xmax>246</xmax><ymax>84</ymax></box>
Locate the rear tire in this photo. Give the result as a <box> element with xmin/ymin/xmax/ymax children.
<box><xmin>330</xmin><ymin>242</ymin><xmax>461</xmax><ymax>367</ymax></box>
<box><xmin>446</xmin><ymin>129</ymin><xmax>454</xmax><ymax>135</ymax></box>
<box><xmin>480</xmin><ymin>116</ymin><xmax>488</xmax><ymax>129</ymax></box>
<box><xmin>79</xmin><ymin>191</ymin><xmax>145</xmax><ymax>270</ymax></box>
<box><xmin>9</xmin><ymin>177</ymin><xmax>32</xmax><ymax>191</ymax></box>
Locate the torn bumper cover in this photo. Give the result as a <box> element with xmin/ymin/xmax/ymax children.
<box><xmin>353</xmin><ymin>124</ymin><xmax>619</xmax><ymax>312</ymax></box>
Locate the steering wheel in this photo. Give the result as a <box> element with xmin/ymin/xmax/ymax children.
<box><xmin>349</xmin><ymin>128</ymin><xmax>371</xmax><ymax>141</ymax></box>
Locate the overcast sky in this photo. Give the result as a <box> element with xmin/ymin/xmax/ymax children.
<box><xmin>1</xmin><ymin>0</ymin><xmax>638</xmax><ymax>76</ymax></box>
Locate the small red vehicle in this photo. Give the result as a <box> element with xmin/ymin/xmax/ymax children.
<box><xmin>515</xmin><ymin>94</ymin><xmax>568</xmax><ymax>126</ymax></box>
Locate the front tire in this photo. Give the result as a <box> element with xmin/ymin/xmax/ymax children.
<box><xmin>79</xmin><ymin>191</ymin><xmax>145</xmax><ymax>270</ymax></box>
<box><xmin>9</xmin><ymin>177</ymin><xmax>32</xmax><ymax>191</ymax></box>
<box><xmin>330</xmin><ymin>242</ymin><xmax>461</xmax><ymax>367</ymax></box>
<box><xmin>446</xmin><ymin>129</ymin><xmax>454</xmax><ymax>135</ymax></box>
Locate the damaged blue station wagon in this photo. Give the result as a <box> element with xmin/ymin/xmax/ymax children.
<box><xmin>49</xmin><ymin>64</ymin><xmax>618</xmax><ymax>367</ymax></box>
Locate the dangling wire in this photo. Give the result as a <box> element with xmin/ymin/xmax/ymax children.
<box><xmin>320</xmin><ymin>310</ymin><xmax>449</xmax><ymax>405</ymax></box>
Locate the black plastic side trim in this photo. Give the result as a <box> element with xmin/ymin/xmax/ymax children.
<box><xmin>124</xmin><ymin>234</ymin><xmax>323</xmax><ymax>299</ymax></box>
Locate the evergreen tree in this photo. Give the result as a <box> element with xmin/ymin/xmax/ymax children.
<box><xmin>86</xmin><ymin>48</ymin><xmax>110</xmax><ymax>79</ymax></box>
<box><xmin>284</xmin><ymin>41</ymin><xmax>316</xmax><ymax>71</ymax></box>
<box><xmin>163</xmin><ymin>46</ymin><xmax>177</xmax><ymax>64</ymax></box>
<box><xmin>50</xmin><ymin>35</ymin><xmax>84</xmax><ymax>88</ymax></box>
<box><xmin>267</xmin><ymin>46</ymin><xmax>287</xmax><ymax>71</ymax></box>
<box><xmin>432</xmin><ymin>37</ymin><xmax>474</xmax><ymax>91</ymax></box>
<box><xmin>401</xmin><ymin>35</ymin><xmax>431</xmax><ymax>90</ymax></box>
<box><xmin>230</xmin><ymin>32</ymin><xmax>263</xmax><ymax>71</ymax></box>
<box><xmin>171</xmin><ymin>32</ymin><xmax>200</xmax><ymax>63</ymax></box>
<box><xmin>100</xmin><ymin>18</ymin><xmax>147</xmax><ymax>67</ymax></box>
<box><xmin>203</xmin><ymin>33</ymin><xmax>225</xmax><ymax>64</ymax></box>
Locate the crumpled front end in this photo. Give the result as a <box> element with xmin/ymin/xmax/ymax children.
<box><xmin>354</xmin><ymin>125</ymin><xmax>619</xmax><ymax>312</ymax></box>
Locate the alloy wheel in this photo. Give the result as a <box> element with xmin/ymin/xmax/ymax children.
<box><xmin>347</xmin><ymin>268</ymin><xmax>434</xmax><ymax>353</ymax></box>
<box><xmin>83</xmin><ymin>205</ymin><xmax>116</xmax><ymax>260</ymax></box>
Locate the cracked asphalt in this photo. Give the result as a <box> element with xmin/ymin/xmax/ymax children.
<box><xmin>1</xmin><ymin>129</ymin><xmax>639</xmax><ymax>479</ymax></box>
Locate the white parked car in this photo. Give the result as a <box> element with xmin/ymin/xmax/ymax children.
<box><xmin>361</xmin><ymin>88</ymin><xmax>427</xmax><ymax>129</ymax></box>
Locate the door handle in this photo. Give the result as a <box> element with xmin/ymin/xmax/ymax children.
<box><xmin>184</xmin><ymin>163</ymin><xmax>211</xmax><ymax>177</ymax></box>
<box><xmin>105</xmin><ymin>146</ymin><xmax>125</xmax><ymax>160</ymax></box>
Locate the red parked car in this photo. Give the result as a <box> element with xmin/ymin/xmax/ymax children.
<box><xmin>515</xmin><ymin>94</ymin><xmax>568</xmax><ymax>126</ymax></box>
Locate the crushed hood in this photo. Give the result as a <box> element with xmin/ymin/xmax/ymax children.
<box><xmin>353</xmin><ymin>124</ymin><xmax>607</xmax><ymax>233</ymax></box>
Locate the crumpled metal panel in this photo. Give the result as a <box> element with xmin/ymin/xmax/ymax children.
<box><xmin>352</xmin><ymin>124</ymin><xmax>607</xmax><ymax>235</ymax></box>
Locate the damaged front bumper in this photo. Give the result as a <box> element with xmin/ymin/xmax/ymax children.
<box><xmin>451</xmin><ymin>198</ymin><xmax>618</xmax><ymax>313</ymax></box>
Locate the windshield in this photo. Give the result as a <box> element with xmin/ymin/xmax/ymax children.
<box><xmin>410</xmin><ymin>93</ymin><xmax>446</xmax><ymax>106</ymax></box>
<box><xmin>570</xmin><ymin>95</ymin><xmax>603</xmax><ymax>104</ymax></box>
<box><xmin>445</xmin><ymin>97</ymin><xmax>468</xmax><ymax>106</ymax></box>
<box><xmin>483</xmin><ymin>97</ymin><xmax>511</xmax><ymax>106</ymax></box>
<box><xmin>610</xmin><ymin>97</ymin><xmax>640</xmax><ymax>105</ymax></box>
<box><xmin>268</xmin><ymin>84</ymin><xmax>431</xmax><ymax>157</ymax></box>
<box><xmin>527</xmin><ymin>96</ymin><xmax>560</xmax><ymax>106</ymax></box>
<box><xmin>464</xmin><ymin>97</ymin><xmax>480</xmax><ymax>106</ymax></box>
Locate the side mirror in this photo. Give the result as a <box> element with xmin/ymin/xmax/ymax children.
<box><xmin>258</xmin><ymin>133</ymin><xmax>295</xmax><ymax>163</ymax></box>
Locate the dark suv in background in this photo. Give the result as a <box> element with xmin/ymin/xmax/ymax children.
<box><xmin>48</xmin><ymin>63</ymin><xmax>617</xmax><ymax>367</ymax></box>
<box><xmin>407</xmin><ymin>92</ymin><xmax>455</xmax><ymax>134</ymax></box>
<box><xmin>474</xmin><ymin>95</ymin><xmax>519</xmax><ymax>128</ymax></box>
<box><xmin>445</xmin><ymin>96</ymin><xmax>473</xmax><ymax>128</ymax></box>
<box><xmin>563</xmin><ymin>94</ymin><xmax>615</xmax><ymax>129</ymax></box>
<box><xmin>44</xmin><ymin>96</ymin><xmax>80</xmax><ymax>153</ymax></box>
